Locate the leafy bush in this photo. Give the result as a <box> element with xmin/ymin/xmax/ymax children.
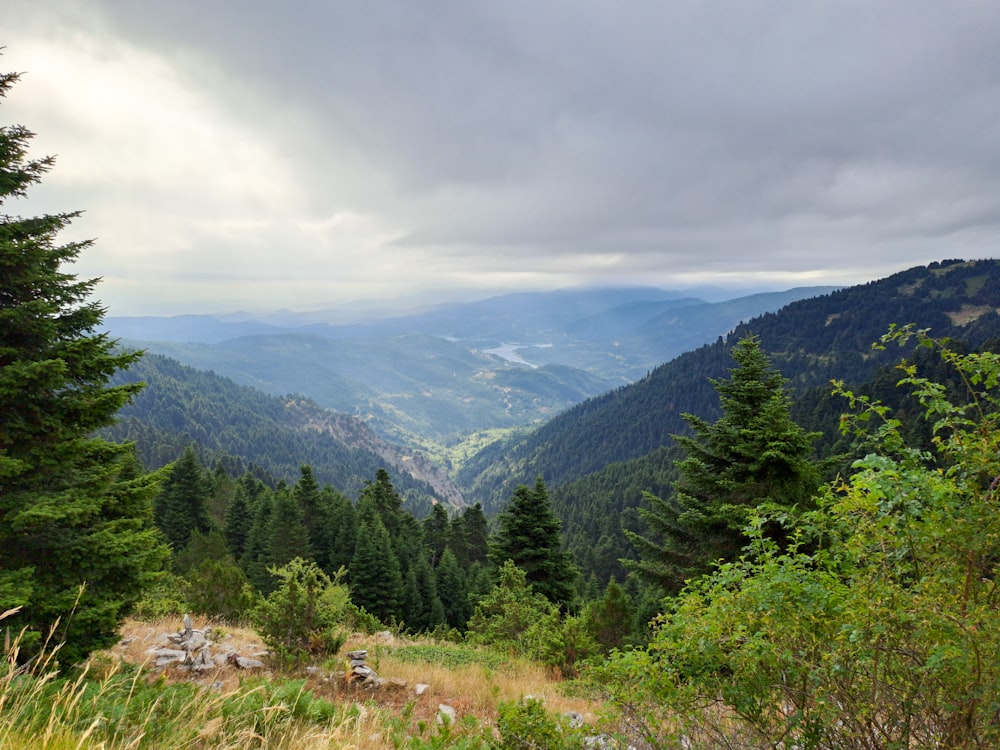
<box><xmin>183</xmin><ymin>557</ymin><xmax>257</xmax><ymax>622</ymax></box>
<box><xmin>495</xmin><ymin>698</ymin><xmax>585</xmax><ymax>750</ymax></box>
<box><xmin>250</xmin><ymin>557</ymin><xmax>351</xmax><ymax>667</ymax></box>
<box><xmin>596</xmin><ymin>328</ymin><xmax>1000</xmax><ymax>749</ymax></box>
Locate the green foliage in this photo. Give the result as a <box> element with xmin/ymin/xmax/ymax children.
<box><xmin>596</xmin><ymin>328</ymin><xmax>1000</xmax><ymax>749</ymax></box>
<box><xmin>250</xmin><ymin>557</ymin><xmax>350</xmax><ymax>667</ymax></box>
<box><xmin>0</xmin><ymin>71</ymin><xmax>170</xmax><ymax>665</ymax></box>
<box><xmin>153</xmin><ymin>444</ymin><xmax>213</xmax><ymax>552</ymax></box>
<box><xmin>130</xmin><ymin>571</ymin><xmax>187</xmax><ymax>620</ymax></box>
<box><xmin>489</xmin><ymin>478</ymin><xmax>578</xmax><ymax>608</ymax></box>
<box><xmin>183</xmin><ymin>557</ymin><xmax>256</xmax><ymax>622</ymax></box>
<box><xmin>350</xmin><ymin>495</ymin><xmax>404</xmax><ymax>623</ymax></box>
<box><xmin>467</xmin><ymin>561</ymin><xmax>555</xmax><ymax>649</ymax></box>
<box><xmin>626</xmin><ymin>334</ymin><xmax>823</xmax><ymax>594</ymax></box>
<box><xmin>466</xmin><ymin>560</ymin><xmax>593</xmax><ymax>670</ymax></box>
<box><xmin>581</xmin><ymin>578</ymin><xmax>634</xmax><ymax>653</ymax></box>
<box><xmin>495</xmin><ymin>698</ymin><xmax>586</xmax><ymax>750</ymax></box>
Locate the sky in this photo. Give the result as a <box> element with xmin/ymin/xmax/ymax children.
<box><xmin>4</xmin><ymin>1</ymin><xmax>1000</xmax><ymax>316</ymax></box>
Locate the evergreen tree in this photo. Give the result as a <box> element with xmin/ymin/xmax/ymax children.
<box><xmin>324</xmin><ymin>487</ymin><xmax>356</xmax><ymax>573</ymax></box>
<box><xmin>268</xmin><ymin>486</ymin><xmax>312</xmax><ymax>568</ymax></box>
<box><xmin>626</xmin><ymin>334</ymin><xmax>823</xmax><ymax>593</ymax></box>
<box><xmin>359</xmin><ymin>467</ymin><xmax>402</xmax><ymax>537</ymax></box>
<box><xmin>582</xmin><ymin>578</ymin><xmax>634</xmax><ymax>652</ymax></box>
<box><xmin>489</xmin><ymin>478</ymin><xmax>578</xmax><ymax>608</ymax></box>
<box><xmin>434</xmin><ymin>547</ymin><xmax>470</xmax><ymax>629</ymax></box>
<box><xmin>0</xmin><ymin>71</ymin><xmax>168</xmax><ymax>664</ymax></box>
<box><xmin>349</xmin><ymin>496</ymin><xmax>403</xmax><ymax>623</ymax></box>
<box><xmin>154</xmin><ymin>445</ymin><xmax>213</xmax><ymax>551</ymax></box>
<box><xmin>449</xmin><ymin>502</ymin><xmax>489</xmax><ymax>567</ymax></box>
<box><xmin>241</xmin><ymin>490</ymin><xmax>275</xmax><ymax>592</ymax></box>
<box><xmin>222</xmin><ymin>476</ymin><xmax>258</xmax><ymax>559</ymax></box>
<box><xmin>422</xmin><ymin>502</ymin><xmax>450</xmax><ymax>567</ymax></box>
<box><xmin>292</xmin><ymin>465</ymin><xmax>325</xmax><ymax>557</ymax></box>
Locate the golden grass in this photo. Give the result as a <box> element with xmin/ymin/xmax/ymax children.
<box><xmin>66</xmin><ymin>616</ymin><xmax>610</xmax><ymax>749</ymax></box>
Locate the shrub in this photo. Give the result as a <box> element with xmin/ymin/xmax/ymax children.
<box><xmin>595</xmin><ymin>328</ymin><xmax>1000</xmax><ymax>749</ymax></box>
<box><xmin>250</xmin><ymin>557</ymin><xmax>350</xmax><ymax>667</ymax></box>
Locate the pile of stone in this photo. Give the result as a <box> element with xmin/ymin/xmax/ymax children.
<box><xmin>344</xmin><ymin>649</ymin><xmax>412</xmax><ymax>692</ymax></box>
<box><xmin>146</xmin><ymin>614</ymin><xmax>267</xmax><ymax>673</ymax></box>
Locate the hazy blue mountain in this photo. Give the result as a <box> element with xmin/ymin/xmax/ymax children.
<box><xmin>105</xmin><ymin>285</ymin><xmax>834</xmax><ymax>450</ymax></box>
<box><xmin>456</xmin><ymin>260</ymin><xmax>1000</xmax><ymax>512</ymax></box>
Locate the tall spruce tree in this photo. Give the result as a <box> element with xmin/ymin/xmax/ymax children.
<box><xmin>489</xmin><ymin>477</ymin><xmax>578</xmax><ymax>608</ymax></box>
<box><xmin>267</xmin><ymin>485</ymin><xmax>312</xmax><ymax>568</ymax></box>
<box><xmin>154</xmin><ymin>445</ymin><xmax>213</xmax><ymax>551</ymax></box>
<box><xmin>349</xmin><ymin>495</ymin><xmax>403</xmax><ymax>623</ymax></box>
<box><xmin>0</xmin><ymin>71</ymin><xmax>168</xmax><ymax>663</ymax></box>
<box><xmin>626</xmin><ymin>334</ymin><xmax>823</xmax><ymax>593</ymax></box>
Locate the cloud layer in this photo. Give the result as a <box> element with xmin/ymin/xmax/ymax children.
<box><xmin>5</xmin><ymin>1</ymin><xmax>1000</xmax><ymax>314</ymax></box>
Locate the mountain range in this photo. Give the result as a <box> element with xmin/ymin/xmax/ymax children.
<box><xmin>103</xmin><ymin>259</ymin><xmax>1000</xmax><ymax>583</ymax></box>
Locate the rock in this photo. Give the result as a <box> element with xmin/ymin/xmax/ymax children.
<box><xmin>231</xmin><ymin>656</ymin><xmax>265</xmax><ymax>669</ymax></box>
<box><xmin>437</xmin><ymin>704</ymin><xmax>456</xmax><ymax>725</ymax></box>
<box><xmin>151</xmin><ymin>647</ymin><xmax>187</xmax><ymax>660</ymax></box>
<box><xmin>565</xmin><ymin>711</ymin><xmax>584</xmax><ymax>729</ymax></box>
<box><xmin>415</xmin><ymin>683</ymin><xmax>430</xmax><ymax>696</ymax></box>
<box><xmin>386</xmin><ymin>677</ymin><xmax>407</xmax><ymax>689</ymax></box>
<box><xmin>346</xmin><ymin>649</ymin><xmax>368</xmax><ymax>660</ymax></box>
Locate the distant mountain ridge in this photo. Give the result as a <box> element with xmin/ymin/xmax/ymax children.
<box><xmin>457</xmin><ymin>259</ymin><xmax>1000</xmax><ymax>512</ymax></box>
<box><xmin>103</xmin><ymin>354</ymin><xmax>464</xmax><ymax>514</ymax></box>
<box><xmin>104</xmin><ymin>284</ymin><xmax>834</xmax><ymax>452</ymax></box>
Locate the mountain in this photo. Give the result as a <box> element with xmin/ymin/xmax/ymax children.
<box><xmin>102</xmin><ymin>353</ymin><xmax>465</xmax><ymax>515</ymax></box>
<box><xmin>457</xmin><ymin>260</ymin><xmax>1000</xmax><ymax>515</ymax></box>
<box><xmin>104</xmin><ymin>285</ymin><xmax>833</xmax><ymax>453</ymax></box>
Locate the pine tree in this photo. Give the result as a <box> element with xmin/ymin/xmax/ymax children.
<box><xmin>292</xmin><ymin>465</ymin><xmax>325</xmax><ymax>559</ymax></box>
<box><xmin>241</xmin><ymin>490</ymin><xmax>275</xmax><ymax>593</ymax></box>
<box><xmin>222</xmin><ymin>475</ymin><xmax>260</xmax><ymax>559</ymax></box>
<box><xmin>434</xmin><ymin>547</ymin><xmax>470</xmax><ymax>629</ymax></box>
<box><xmin>449</xmin><ymin>502</ymin><xmax>489</xmax><ymax>567</ymax></box>
<box><xmin>349</xmin><ymin>496</ymin><xmax>403</xmax><ymax>623</ymax></box>
<box><xmin>422</xmin><ymin>502</ymin><xmax>450</xmax><ymax>567</ymax></box>
<box><xmin>0</xmin><ymin>71</ymin><xmax>169</xmax><ymax>663</ymax></box>
<box><xmin>626</xmin><ymin>334</ymin><xmax>823</xmax><ymax>593</ymax></box>
<box><xmin>154</xmin><ymin>445</ymin><xmax>213</xmax><ymax>551</ymax></box>
<box><xmin>268</xmin><ymin>486</ymin><xmax>312</xmax><ymax>568</ymax></box>
<box><xmin>324</xmin><ymin>487</ymin><xmax>356</xmax><ymax>573</ymax></box>
<box><xmin>489</xmin><ymin>478</ymin><xmax>578</xmax><ymax>608</ymax></box>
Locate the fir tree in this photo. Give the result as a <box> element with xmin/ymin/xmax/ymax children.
<box><xmin>241</xmin><ymin>490</ymin><xmax>275</xmax><ymax>592</ymax></box>
<box><xmin>489</xmin><ymin>478</ymin><xmax>578</xmax><ymax>608</ymax></box>
<box><xmin>449</xmin><ymin>502</ymin><xmax>489</xmax><ymax>567</ymax></box>
<box><xmin>154</xmin><ymin>445</ymin><xmax>213</xmax><ymax>551</ymax></box>
<box><xmin>222</xmin><ymin>475</ymin><xmax>259</xmax><ymax>559</ymax></box>
<box><xmin>626</xmin><ymin>334</ymin><xmax>823</xmax><ymax>593</ymax></box>
<box><xmin>349</xmin><ymin>496</ymin><xmax>403</xmax><ymax>623</ymax></box>
<box><xmin>434</xmin><ymin>547</ymin><xmax>470</xmax><ymax>629</ymax></box>
<box><xmin>324</xmin><ymin>487</ymin><xmax>357</xmax><ymax>573</ymax></box>
<box><xmin>268</xmin><ymin>486</ymin><xmax>312</xmax><ymax>568</ymax></box>
<box><xmin>0</xmin><ymin>71</ymin><xmax>168</xmax><ymax>663</ymax></box>
<box><xmin>422</xmin><ymin>502</ymin><xmax>450</xmax><ymax>567</ymax></box>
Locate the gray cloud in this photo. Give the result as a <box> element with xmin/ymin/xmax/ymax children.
<box><xmin>4</xmin><ymin>0</ymin><xmax>1000</xmax><ymax>314</ymax></box>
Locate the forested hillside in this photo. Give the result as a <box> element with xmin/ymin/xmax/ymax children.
<box><xmin>102</xmin><ymin>354</ymin><xmax>464</xmax><ymax>514</ymax></box>
<box><xmin>457</xmin><ymin>259</ymin><xmax>1000</xmax><ymax>513</ymax></box>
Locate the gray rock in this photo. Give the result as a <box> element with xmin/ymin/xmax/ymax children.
<box><xmin>565</xmin><ymin>711</ymin><xmax>584</xmax><ymax>729</ymax></box>
<box><xmin>437</xmin><ymin>704</ymin><xmax>456</xmax><ymax>725</ymax></box>
<box><xmin>415</xmin><ymin>683</ymin><xmax>430</xmax><ymax>696</ymax></box>
<box><xmin>232</xmin><ymin>656</ymin><xmax>265</xmax><ymax>669</ymax></box>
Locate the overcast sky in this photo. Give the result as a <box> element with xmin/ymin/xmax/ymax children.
<box><xmin>5</xmin><ymin>1</ymin><xmax>1000</xmax><ymax>315</ymax></box>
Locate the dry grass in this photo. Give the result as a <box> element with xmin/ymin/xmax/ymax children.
<box><xmin>98</xmin><ymin>616</ymin><xmax>608</xmax><ymax>748</ymax></box>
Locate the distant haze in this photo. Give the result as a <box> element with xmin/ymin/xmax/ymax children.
<box><xmin>5</xmin><ymin>1</ymin><xmax>1000</xmax><ymax>315</ymax></box>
